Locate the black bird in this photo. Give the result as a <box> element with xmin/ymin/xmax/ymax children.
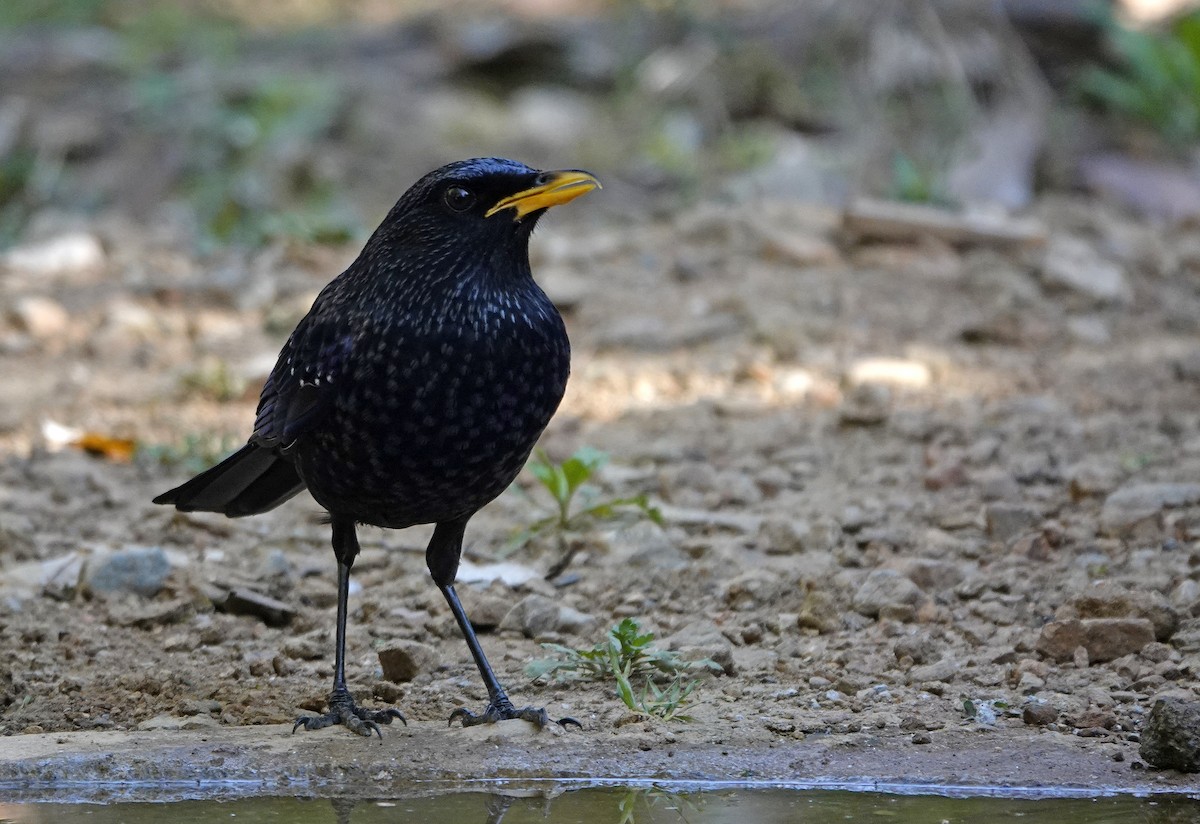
<box><xmin>155</xmin><ymin>158</ymin><xmax>599</xmax><ymax>737</ymax></box>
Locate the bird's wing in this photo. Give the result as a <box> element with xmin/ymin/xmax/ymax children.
<box><xmin>251</xmin><ymin>315</ymin><xmax>355</xmax><ymax>450</ymax></box>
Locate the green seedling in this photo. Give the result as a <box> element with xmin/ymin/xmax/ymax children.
<box><xmin>1079</xmin><ymin>10</ymin><xmax>1200</xmax><ymax>146</ymax></box>
<box><xmin>889</xmin><ymin>152</ymin><xmax>950</xmax><ymax>206</ymax></box>
<box><xmin>509</xmin><ymin>447</ymin><xmax>661</xmax><ymax>577</ymax></box>
<box><xmin>528</xmin><ymin>618</ymin><xmax>719</xmax><ymax>722</ymax></box>
<box><xmin>962</xmin><ymin>696</ymin><xmax>1011</xmax><ymax>726</ymax></box>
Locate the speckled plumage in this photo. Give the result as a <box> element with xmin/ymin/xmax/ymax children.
<box><xmin>260</xmin><ymin>161</ymin><xmax>570</xmax><ymax>528</ymax></box>
<box><xmin>155</xmin><ymin>158</ymin><xmax>596</xmax><ymax>736</ymax></box>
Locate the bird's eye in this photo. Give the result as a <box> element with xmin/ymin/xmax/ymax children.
<box><xmin>443</xmin><ymin>186</ymin><xmax>476</xmax><ymax>212</ymax></box>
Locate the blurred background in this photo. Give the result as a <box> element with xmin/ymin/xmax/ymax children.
<box><xmin>2</xmin><ymin>0</ymin><xmax>1199</xmax><ymax>256</ymax></box>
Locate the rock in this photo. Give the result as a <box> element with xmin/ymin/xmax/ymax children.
<box><xmin>665</xmin><ymin>620</ymin><xmax>734</xmax><ymax>675</ymax></box>
<box><xmin>973</xmin><ymin>468</ymin><xmax>1020</xmax><ymax>502</ymax></box>
<box><xmin>924</xmin><ymin>457</ymin><xmax>968</xmax><ymax>491</ymax></box>
<box><xmin>723</xmin><ymin>569</ymin><xmax>786</xmax><ymax>611</ymax></box>
<box><xmin>846</xmin><ymin>358</ymin><xmax>931</xmax><ymax>389</ymax></box>
<box><xmin>908</xmin><ymin>657</ymin><xmax>958</xmax><ymax>684</ymax></box>
<box><xmin>889</xmin><ymin>558</ymin><xmax>967</xmax><ymax>593</ymax></box>
<box><xmin>1059</xmin><ymin>586</ymin><xmax>1179</xmax><ymax>642</ymax></box>
<box><xmin>1066</xmin><ymin>315</ymin><xmax>1111</xmax><ymax>345</ymax></box>
<box><xmin>462</xmin><ymin>588</ymin><xmax>512</xmax><ymax>632</ymax></box>
<box><xmin>984</xmin><ymin>503</ymin><xmax>1039</xmax><ymax>543</ymax></box>
<box><xmin>837</xmin><ymin>383</ymin><xmax>890</xmax><ymax>427</ymax></box>
<box><xmin>1016</xmin><ymin>671</ymin><xmax>1045</xmax><ymax>692</ymax></box>
<box><xmin>1100</xmin><ymin>483</ymin><xmax>1200</xmax><ymax>536</ymax></box>
<box><xmin>606</xmin><ymin>520</ymin><xmax>689</xmax><ymax>571</ymax></box>
<box><xmin>9</xmin><ymin>296</ymin><xmax>70</xmax><ymax>341</ymax></box>
<box><xmin>456</xmin><ymin>559</ymin><xmax>540</xmax><ymax>587</ymax></box>
<box><xmin>851</xmin><ymin>569</ymin><xmax>924</xmax><ymax>619</ymax></box>
<box><xmin>894</xmin><ymin>632</ymin><xmax>941</xmax><ymax>665</ymax></box>
<box><xmin>1022</xmin><ymin>702</ymin><xmax>1058</xmax><ymax>726</ymax></box>
<box><xmin>499</xmin><ymin>594</ymin><xmax>595</xmax><ymax>638</ymax></box>
<box><xmin>1140</xmin><ymin>697</ymin><xmax>1200</xmax><ymax>772</ymax></box>
<box><xmin>1067</xmin><ymin>460</ymin><xmax>1121</xmax><ymax>500</ymax></box>
<box><xmin>1037</xmin><ymin>618</ymin><xmax>1155</xmax><ymax>663</ymax></box>
<box><xmin>797</xmin><ymin>587</ymin><xmax>841</xmax><ymax>634</ymax></box>
<box><xmin>1035</xmin><ymin>619</ymin><xmax>1084</xmax><ymax>663</ymax></box>
<box><xmin>755</xmin><ymin>465</ymin><xmax>793</xmax><ymax>497</ymax></box>
<box><xmin>378</xmin><ymin>640</ymin><xmax>440</xmax><ymax>683</ymax></box>
<box><xmin>1171</xmin><ymin>579</ymin><xmax>1200</xmax><ymax>611</ymax></box>
<box><xmin>759</xmin><ymin>517</ymin><xmax>811</xmax><ymax>554</ymax></box>
<box><xmin>555</xmin><ymin>605</ymin><xmax>596</xmax><ymax>635</ymax></box>
<box><xmin>1080</xmin><ymin>152</ymin><xmax>1200</xmax><ymax>223</ymax></box>
<box><xmin>1039</xmin><ymin>234</ymin><xmax>1131</xmax><ymax>305</ymax></box>
<box><xmin>1072</xmin><ymin>708</ymin><xmax>1118</xmax><ymax>731</ymax></box>
<box><xmin>215</xmin><ymin>588</ymin><xmax>296</xmax><ymax>627</ymax></box>
<box><xmin>1175</xmin><ymin>619</ymin><xmax>1200</xmax><ymax>653</ymax></box>
<box><xmin>717</xmin><ymin>470</ymin><xmax>763</xmax><ymax>506</ymax></box>
<box><xmin>838</xmin><ymin>505</ymin><xmax>874</xmax><ymax>533</ymax></box>
<box><xmin>732</xmin><ymin>647</ymin><xmax>779</xmax><ymax>674</ymax></box>
<box><xmin>0</xmin><ymin>552</ymin><xmax>83</xmax><ymax>599</ymax></box>
<box><xmin>2</xmin><ymin>231</ymin><xmax>104</xmax><ymax>276</ymax></box>
<box><xmin>107</xmin><ymin>598</ymin><xmax>191</xmax><ymax>629</ymax></box>
<box><xmin>755</xmin><ymin>224</ymin><xmax>841</xmax><ymax>267</ymax></box>
<box><xmin>256</xmin><ymin>549</ymin><xmax>295</xmax><ymax>583</ymax></box>
<box><xmin>85</xmin><ymin>546</ymin><xmax>171</xmax><ymax>598</ymax></box>
<box><xmin>180</xmin><ymin>698</ymin><xmax>221</xmax><ymax>716</ymax></box>
<box><xmin>282</xmin><ymin>634</ymin><xmax>324</xmax><ymax>660</ymax></box>
<box><xmin>137</xmin><ymin>715</ymin><xmax>188</xmax><ymax>732</ymax></box>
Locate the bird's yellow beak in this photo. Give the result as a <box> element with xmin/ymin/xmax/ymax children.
<box><xmin>485</xmin><ymin>170</ymin><xmax>601</xmax><ymax>219</ymax></box>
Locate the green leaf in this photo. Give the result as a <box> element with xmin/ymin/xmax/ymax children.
<box><xmin>525</xmin><ymin>659</ymin><xmax>563</xmax><ymax>681</ymax></box>
<box><xmin>561</xmin><ymin>447</ymin><xmax>607</xmax><ymax>496</ymax></box>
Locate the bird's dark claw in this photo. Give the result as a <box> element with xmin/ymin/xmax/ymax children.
<box><xmin>293</xmin><ymin>689</ymin><xmax>406</xmax><ymax>739</ymax></box>
<box><xmin>448</xmin><ymin>699</ymin><xmax>580</xmax><ymax>729</ymax></box>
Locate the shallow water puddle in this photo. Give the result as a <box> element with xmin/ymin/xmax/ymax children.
<box><xmin>1</xmin><ymin>785</ymin><xmax>1197</xmax><ymax>823</ymax></box>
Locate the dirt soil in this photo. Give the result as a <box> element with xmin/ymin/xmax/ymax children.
<box><xmin>2</xmin><ymin>182</ymin><xmax>1200</xmax><ymax>796</ymax></box>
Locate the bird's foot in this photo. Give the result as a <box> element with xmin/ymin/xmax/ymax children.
<box><xmin>293</xmin><ymin>688</ymin><xmax>406</xmax><ymax>739</ymax></box>
<box><xmin>448</xmin><ymin>697</ymin><xmax>580</xmax><ymax>729</ymax></box>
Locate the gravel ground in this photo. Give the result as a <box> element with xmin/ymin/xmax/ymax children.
<box><xmin>1</xmin><ymin>185</ymin><xmax>1200</xmax><ymax>794</ymax></box>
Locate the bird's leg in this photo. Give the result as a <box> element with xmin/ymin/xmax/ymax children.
<box><xmin>427</xmin><ymin>520</ymin><xmax>579</xmax><ymax>729</ymax></box>
<box><xmin>441</xmin><ymin>583</ymin><xmax>577</xmax><ymax>728</ymax></box>
<box><xmin>293</xmin><ymin>517</ymin><xmax>406</xmax><ymax>738</ymax></box>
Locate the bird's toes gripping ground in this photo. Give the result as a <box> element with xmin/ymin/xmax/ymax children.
<box><xmin>448</xmin><ymin>698</ymin><xmax>581</xmax><ymax>729</ymax></box>
<box><xmin>293</xmin><ymin>689</ymin><xmax>407</xmax><ymax>739</ymax></box>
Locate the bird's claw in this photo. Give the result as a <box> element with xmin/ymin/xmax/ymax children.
<box><xmin>448</xmin><ymin>700</ymin><xmax>580</xmax><ymax>729</ymax></box>
<box><xmin>293</xmin><ymin>690</ymin><xmax>406</xmax><ymax>739</ymax></box>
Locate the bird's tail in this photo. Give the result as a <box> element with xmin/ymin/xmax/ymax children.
<box><xmin>153</xmin><ymin>443</ymin><xmax>305</xmax><ymax>517</ymax></box>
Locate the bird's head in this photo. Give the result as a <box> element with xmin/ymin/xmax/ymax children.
<box><xmin>373</xmin><ymin>158</ymin><xmax>601</xmax><ymax>257</ymax></box>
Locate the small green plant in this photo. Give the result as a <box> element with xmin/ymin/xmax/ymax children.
<box><xmin>889</xmin><ymin>152</ymin><xmax>950</xmax><ymax>206</ymax></box>
<box><xmin>137</xmin><ymin>433</ymin><xmax>242</xmax><ymax>476</ymax></box>
<box><xmin>528</xmin><ymin>618</ymin><xmax>718</xmax><ymax>722</ymax></box>
<box><xmin>961</xmin><ymin>696</ymin><xmax>1010</xmax><ymax>726</ymax></box>
<box><xmin>1079</xmin><ymin>10</ymin><xmax>1200</xmax><ymax>146</ymax></box>
<box><xmin>509</xmin><ymin>447</ymin><xmax>661</xmax><ymax>576</ymax></box>
<box><xmin>179</xmin><ymin>357</ymin><xmax>246</xmax><ymax>402</ymax></box>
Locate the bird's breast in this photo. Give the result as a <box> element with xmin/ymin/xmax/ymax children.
<box><xmin>295</xmin><ymin>292</ymin><xmax>569</xmax><ymax>526</ymax></box>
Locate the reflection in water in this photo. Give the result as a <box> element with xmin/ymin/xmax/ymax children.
<box><xmin>617</xmin><ymin>787</ymin><xmax>702</xmax><ymax>824</ymax></box>
<box><xmin>483</xmin><ymin>793</ymin><xmax>515</xmax><ymax>824</ymax></box>
<box><xmin>5</xmin><ymin>786</ymin><xmax>1200</xmax><ymax>823</ymax></box>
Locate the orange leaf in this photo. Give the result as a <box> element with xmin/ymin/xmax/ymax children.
<box><xmin>73</xmin><ymin>433</ymin><xmax>137</xmax><ymax>462</ymax></box>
